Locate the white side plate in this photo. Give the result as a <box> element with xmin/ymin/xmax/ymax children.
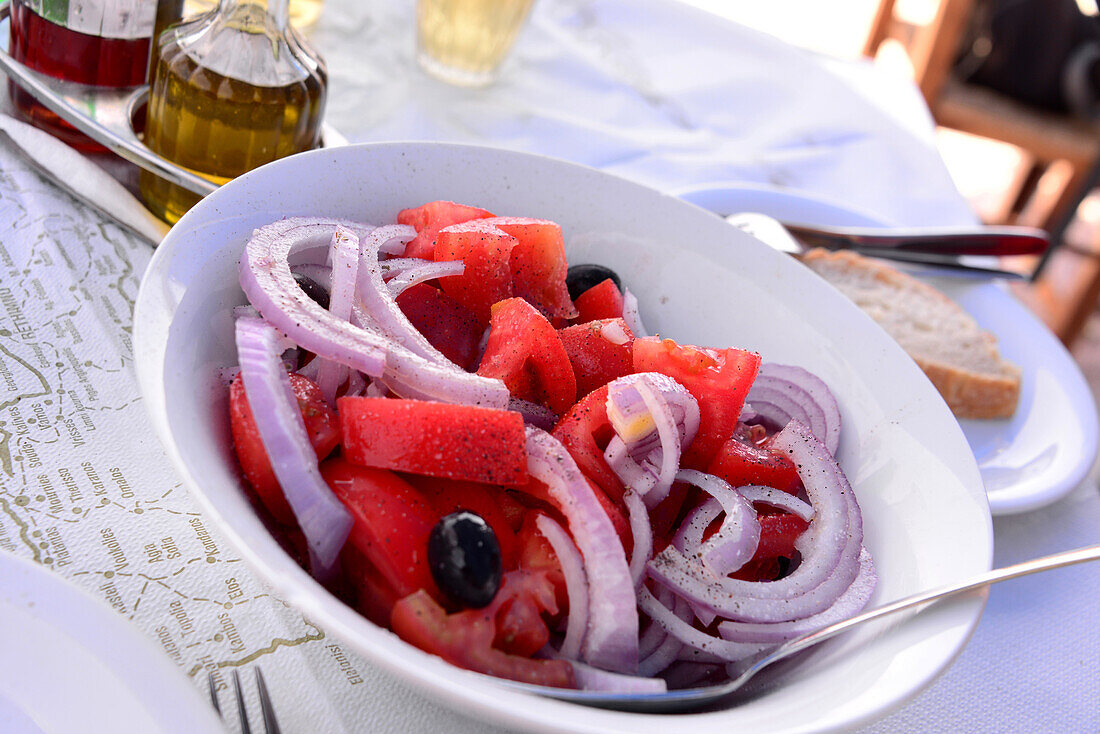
<box><xmin>677</xmin><ymin>182</ymin><xmax>1100</xmax><ymax>515</ymax></box>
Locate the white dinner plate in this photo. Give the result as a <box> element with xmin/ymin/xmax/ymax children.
<box><xmin>676</xmin><ymin>182</ymin><xmax>1100</xmax><ymax>515</ymax></box>
<box><xmin>0</xmin><ymin>553</ymin><xmax>224</xmax><ymax>734</ymax></box>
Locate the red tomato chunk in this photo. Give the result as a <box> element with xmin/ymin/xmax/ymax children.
<box><xmin>229</xmin><ymin>373</ymin><xmax>340</xmax><ymax>526</ymax></box>
<box><xmin>395</xmin><ymin>282</ymin><xmax>483</xmax><ymax>371</ymax></box>
<box><xmin>398</xmin><ymin>200</ymin><xmax>494</xmax><ymax>260</ymax></box>
<box><xmin>338</xmin><ymin>396</ymin><xmax>529</xmax><ymax>485</ymax></box>
<box><xmin>632</xmin><ymin>337</ymin><xmax>761</xmax><ymax>469</ymax></box>
<box><xmin>573</xmin><ymin>278</ymin><xmax>624</xmax><ymax>323</ymax></box>
<box><xmin>476</xmin><ymin>297</ymin><xmax>577</xmax><ymax>415</ymax></box>
<box><xmin>557</xmin><ymin>317</ymin><xmax>634</xmax><ymax>397</ymax></box>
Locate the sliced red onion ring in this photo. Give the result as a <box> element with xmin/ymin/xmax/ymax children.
<box><xmin>240</xmin><ymin>218</ymin><xmax>388</xmax><ymax>377</ymax></box>
<box><xmin>315</xmin><ymin>226</ymin><xmax>359</xmax><ymax>405</ymax></box>
<box><xmin>648</xmin><ymin>421</ymin><xmax>862</xmax><ymax>623</ymax></box>
<box><xmin>621</xmin><ymin>287</ymin><xmax>648</xmax><ymax>337</ymax></box>
<box><xmin>717</xmin><ymin>547</ymin><xmax>876</xmax><ymax>644</ymax></box>
<box><xmin>638</xmin><ymin>586</ymin><xmax>677</xmax><ymax>659</ymax></box>
<box><xmin>604</xmin><ymin>373</ymin><xmax>699</xmax><ymax>507</ymax></box>
<box><xmin>507</xmin><ymin>398</ymin><xmax>559</xmax><ymax>431</ymax></box>
<box><xmin>534</xmin><ymin>514</ymin><xmax>589</xmax><ymax>661</ymax></box>
<box><xmin>748</xmin><ymin>363</ymin><xmax>841</xmax><ymax>456</ymax></box>
<box><xmin>351</xmin><ymin>226</ymin><xmax>510</xmax><ymax>407</ymax></box>
<box><xmin>638</xmin><ymin>594</ymin><xmax>692</xmax><ymax>677</ymax></box>
<box><xmin>344</xmin><ymin>369</ymin><xmax>367</xmax><ymax>397</ymax></box>
<box><xmin>738</xmin><ymin>485</ymin><xmax>815</xmax><ymax>522</ymax></box>
<box><xmin>675</xmin><ymin>470</ymin><xmax>760</xmax><ymax>577</ymax></box>
<box><xmin>234</xmin><ymin>317</ymin><xmax>352</xmax><ymax>573</ymax></box>
<box><xmin>568</xmin><ymin>662</ymin><xmax>668</xmax><ymax>693</ymax></box>
<box><xmin>523</xmin><ymin>428</ymin><xmax>638</xmax><ymax>673</ymax></box>
<box><xmin>623</xmin><ymin>490</ymin><xmax>652</xmax><ymax>588</ymax></box>
<box><xmin>356</xmin><ymin>225</ymin><xmax>446</xmax><ymax>363</ymax></box>
<box><xmin>386</xmin><ymin>260</ymin><xmax>465</xmax><ymax>298</ymax></box>
<box><xmin>637</xmin><ymin>586</ymin><xmax>767</xmax><ymax>662</ymax></box>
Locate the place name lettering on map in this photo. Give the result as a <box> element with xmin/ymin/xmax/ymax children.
<box><xmin>27</xmin><ymin>278</ymin><xmax>53</xmax><ymax>312</ymax></box>
<box><xmin>226</xmin><ymin>576</ymin><xmax>244</xmax><ymax>602</ymax></box>
<box><xmin>0</xmin><ymin>287</ymin><xmax>34</xmax><ymax>341</ymax></box>
<box><xmin>100</xmin><ymin>527</ymin><xmax>129</xmax><ymax>571</ymax></box>
<box><xmin>63</xmin><ymin>416</ymin><xmax>84</xmax><ymax>447</ymax></box>
<box><xmin>37</xmin><ymin>473</ymin><xmax>63</xmax><ymax>515</ymax></box>
<box><xmin>109</xmin><ymin>466</ymin><xmax>133</xmax><ymax>499</ymax></box>
<box><xmin>99</xmin><ymin>578</ymin><xmax>128</xmax><ymax>614</ymax></box>
<box><xmin>81</xmin><ymin>461</ymin><xmax>106</xmax><ymax>496</ymax></box>
<box><xmin>216</xmin><ymin>611</ymin><xmax>246</xmax><ymax>654</ymax></box>
<box><xmin>169</xmin><ymin>599</ymin><xmax>195</xmax><ymax>637</ymax></box>
<box><xmin>189</xmin><ymin>517</ymin><xmax>219</xmax><ymax>561</ymax></box>
<box><xmin>62</xmin><ymin>347</ymin><xmax>96</xmax><ymax>400</ymax></box>
<box><xmin>58</xmin><ymin>466</ymin><xmax>84</xmax><ymax>504</ymax></box>
<box><xmin>29</xmin><ymin>401</ymin><xmax>51</xmax><ymax>430</ymax></box>
<box><xmin>155</xmin><ymin>625</ymin><xmax>184</xmax><ymax>665</ymax></box>
<box><xmin>161</xmin><ymin>535</ymin><xmax>181</xmax><ymax>559</ymax></box>
<box><xmin>327</xmin><ymin>643</ymin><xmax>364</xmax><ymax>685</ymax></box>
<box><xmin>20</xmin><ymin>440</ymin><xmax>40</xmax><ymax>469</ymax></box>
<box><xmin>7</xmin><ymin>404</ymin><xmax>28</xmax><ymax>434</ymax></box>
<box><xmin>45</xmin><ymin>526</ymin><xmax>71</xmax><ymax>567</ymax></box>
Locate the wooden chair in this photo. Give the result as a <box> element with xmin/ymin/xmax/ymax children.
<box><xmin>864</xmin><ymin>0</ymin><xmax>1100</xmax><ymax>346</ymax></box>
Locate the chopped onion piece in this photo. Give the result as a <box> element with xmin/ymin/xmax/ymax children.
<box><xmin>623</xmin><ymin>490</ymin><xmax>652</xmax><ymax>588</ymax></box>
<box><xmin>638</xmin><ymin>586</ymin><xmax>767</xmax><ymax>662</ymax></box>
<box><xmin>648</xmin><ymin>421</ymin><xmax>862</xmax><ymax>623</ymax></box>
<box><xmin>240</xmin><ymin>218</ymin><xmax>388</xmax><ymax>377</ymax></box>
<box><xmin>748</xmin><ymin>363</ymin><xmax>842</xmax><ymax>455</ymax></box>
<box><xmin>569</xmin><ymin>662</ymin><xmax>668</xmax><ymax>693</ymax></box>
<box><xmin>738</xmin><ymin>485</ymin><xmax>815</xmax><ymax>522</ymax></box>
<box><xmin>234</xmin><ymin>317</ymin><xmax>351</xmax><ymax>573</ymax></box>
<box><xmin>523</xmin><ymin>428</ymin><xmax>638</xmax><ymax>673</ymax></box>
<box><xmin>621</xmin><ymin>287</ymin><xmax>648</xmax><ymax>337</ymax></box>
<box><xmin>316</xmin><ymin>226</ymin><xmax>359</xmax><ymax>405</ymax></box>
<box><xmin>599</xmin><ymin>320</ymin><xmax>630</xmax><ymax>345</ymax></box>
<box><xmin>717</xmin><ymin>547</ymin><xmax>876</xmax><ymax>644</ymax></box>
<box><xmin>675</xmin><ymin>470</ymin><xmax>760</xmax><ymax>577</ymax></box>
<box><xmin>386</xmin><ymin>260</ymin><xmax>465</xmax><ymax>298</ymax></box>
<box><xmin>507</xmin><ymin>397</ymin><xmax>559</xmax><ymax>431</ymax></box>
<box><xmin>534</xmin><ymin>514</ymin><xmax>589</xmax><ymax>661</ymax></box>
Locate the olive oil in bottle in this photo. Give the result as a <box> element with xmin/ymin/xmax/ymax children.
<box><xmin>140</xmin><ymin>0</ymin><xmax>326</xmax><ymax>224</ymax></box>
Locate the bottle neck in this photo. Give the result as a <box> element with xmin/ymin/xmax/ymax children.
<box><xmin>216</xmin><ymin>0</ymin><xmax>289</xmax><ymax>31</ymax></box>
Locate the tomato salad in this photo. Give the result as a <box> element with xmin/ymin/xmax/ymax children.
<box><xmin>228</xmin><ymin>202</ymin><xmax>876</xmax><ymax>693</ymax></box>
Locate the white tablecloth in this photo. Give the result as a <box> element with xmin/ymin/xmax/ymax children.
<box><xmin>1</xmin><ymin>0</ymin><xmax>1097</xmax><ymax>731</ymax></box>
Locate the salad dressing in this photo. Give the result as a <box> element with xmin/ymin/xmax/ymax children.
<box><xmin>140</xmin><ymin>0</ymin><xmax>326</xmax><ymax>223</ymax></box>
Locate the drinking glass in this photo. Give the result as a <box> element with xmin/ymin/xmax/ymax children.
<box><xmin>416</xmin><ymin>0</ymin><xmax>536</xmax><ymax>87</ymax></box>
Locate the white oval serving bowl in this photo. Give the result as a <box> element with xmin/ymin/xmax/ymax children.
<box><xmin>134</xmin><ymin>142</ymin><xmax>993</xmax><ymax>734</ymax></box>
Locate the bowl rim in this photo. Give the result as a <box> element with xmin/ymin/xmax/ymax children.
<box><xmin>134</xmin><ymin>140</ymin><xmax>993</xmax><ymax>734</ymax></box>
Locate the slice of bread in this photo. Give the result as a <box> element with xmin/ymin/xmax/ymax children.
<box><xmin>801</xmin><ymin>248</ymin><xmax>1021</xmax><ymax>419</ymax></box>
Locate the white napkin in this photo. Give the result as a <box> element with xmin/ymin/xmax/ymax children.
<box><xmin>0</xmin><ymin>113</ymin><xmax>168</xmax><ymax>244</ymax></box>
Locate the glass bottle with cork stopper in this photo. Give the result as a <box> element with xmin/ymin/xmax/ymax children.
<box><xmin>140</xmin><ymin>0</ymin><xmax>327</xmax><ymax>224</ymax></box>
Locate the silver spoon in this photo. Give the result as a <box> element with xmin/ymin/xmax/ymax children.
<box><xmin>500</xmin><ymin>543</ymin><xmax>1100</xmax><ymax>713</ymax></box>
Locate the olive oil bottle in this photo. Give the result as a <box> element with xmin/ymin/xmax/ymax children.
<box><xmin>140</xmin><ymin>0</ymin><xmax>326</xmax><ymax>224</ymax></box>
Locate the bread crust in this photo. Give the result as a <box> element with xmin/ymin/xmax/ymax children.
<box><xmin>801</xmin><ymin>248</ymin><xmax>1021</xmax><ymax>419</ymax></box>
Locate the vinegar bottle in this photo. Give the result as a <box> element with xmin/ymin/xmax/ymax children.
<box><xmin>8</xmin><ymin>0</ymin><xmax>182</xmax><ymax>151</ymax></box>
<box><xmin>139</xmin><ymin>0</ymin><xmax>327</xmax><ymax>224</ymax></box>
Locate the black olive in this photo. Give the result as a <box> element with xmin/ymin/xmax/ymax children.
<box><xmin>427</xmin><ymin>511</ymin><xmax>502</xmax><ymax>608</ymax></box>
<box><xmin>566</xmin><ymin>263</ymin><xmax>622</xmax><ymax>301</ymax></box>
<box><xmin>293</xmin><ymin>272</ymin><xmax>330</xmax><ymax>310</ymax></box>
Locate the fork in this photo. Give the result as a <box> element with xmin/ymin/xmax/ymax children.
<box><xmin>208</xmin><ymin>667</ymin><xmax>282</xmax><ymax>734</ymax></box>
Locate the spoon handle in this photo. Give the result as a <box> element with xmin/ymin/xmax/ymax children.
<box><xmin>762</xmin><ymin>543</ymin><xmax>1100</xmax><ymax>667</ymax></box>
